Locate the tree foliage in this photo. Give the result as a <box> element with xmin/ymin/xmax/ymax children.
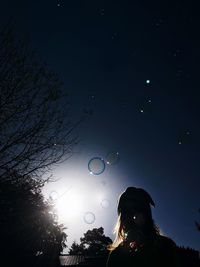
<box><xmin>69</xmin><ymin>241</ymin><xmax>85</xmax><ymax>255</ymax></box>
<box><xmin>0</xmin><ymin>175</ymin><xmax>67</xmax><ymax>267</ymax></box>
<box><xmin>0</xmin><ymin>26</ymin><xmax>79</xmax><ymax>182</ymax></box>
<box><xmin>69</xmin><ymin>227</ymin><xmax>112</xmax><ymax>256</ymax></box>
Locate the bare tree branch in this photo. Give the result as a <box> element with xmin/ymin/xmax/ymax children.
<box><xmin>0</xmin><ymin>26</ymin><xmax>83</xmax><ymax>182</ymax></box>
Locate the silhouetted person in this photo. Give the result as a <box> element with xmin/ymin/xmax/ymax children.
<box><xmin>107</xmin><ymin>187</ymin><xmax>181</xmax><ymax>267</ymax></box>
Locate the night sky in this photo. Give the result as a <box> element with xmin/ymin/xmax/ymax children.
<box><xmin>1</xmin><ymin>1</ymin><xmax>200</xmax><ymax>251</ymax></box>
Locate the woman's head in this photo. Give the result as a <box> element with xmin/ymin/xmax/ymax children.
<box><xmin>117</xmin><ymin>187</ymin><xmax>155</xmax><ymax>214</ymax></box>
<box><xmin>109</xmin><ymin>187</ymin><xmax>159</xmax><ymax>250</ymax></box>
<box><xmin>118</xmin><ymin>187</ymin><xmax>155</xmax><ymax>233</ymax></box>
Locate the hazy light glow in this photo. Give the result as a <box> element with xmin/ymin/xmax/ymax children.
<box><xmin>43</xmin><ymin>166</ymin><xmax>123</xmax><ymax>252</ymax></box>
<box><xmin>56</xmin><ymin>188</ymin><xmax>84</xmax><ymax>220</ymax></box>
<box><xmin>101</xmin><ymin>199</ymin><xmax>110</xmax><ymax>209</ymax></box>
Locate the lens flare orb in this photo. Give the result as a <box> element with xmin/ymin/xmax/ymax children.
<box><xmin>88</xmin><ymin>157</ymin><xmax>105</xmax><ymax>175</ymax></box>
<box><xmin>101</xmin><ymin>199</ymin><xmax>110</xmax><ymax>209</ymax></box>
<box><xmin>83</xmin><ymin>212</ymin><xmax>95</xmax><ymax>224</ymax></box>
<box><xmin>100</xmin><ymin>180</ymin><xmax>106</xmax><ymax>186</ymax></box>
<box><xmin>105</xmin><ymin>151</ymin><xmax>120</xmax><ymax>165</ymax></box>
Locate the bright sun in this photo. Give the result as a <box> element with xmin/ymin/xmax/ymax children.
<box><xmin>55</xmin><ymin>188</ymin><xmax>84</xmax><ymax>221</ymax></box>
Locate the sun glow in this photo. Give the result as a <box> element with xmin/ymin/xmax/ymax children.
<box><xmin>55</xmin><ymin>188</ymin><xmax>84</xmax><ymax>221</ymax></box>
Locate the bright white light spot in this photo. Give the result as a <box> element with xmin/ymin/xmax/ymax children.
<box><xmin>140</xmin><ymin>109</ymin><xmax>144</xmax><ymax>113</ymax></box>
<box><xmin>146</xmin><ymin>79</ymin><xmax>150</xmax><ymax>84</ymax></box>
<box><xmin>56</xmin><ymin>189</ymin><xmax>83</xmax><ymax>220</ymax></box>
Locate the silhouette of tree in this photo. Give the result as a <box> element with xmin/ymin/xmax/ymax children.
<box><xmin>0</xmin><ymin>26</ymin><xmax>81</xmax><ymax>183</ymax></box>
<box><xmin>0</xmin><ymin>174</ymin><xmax>67</xmax><ymax>267</ymax></box>
<box><xmin>69</xmin><ymin>227</ymin><xmax>112</xmax><ymax>256</ymax></box>
<box><xmin>69</xmin><ymin>241</ymin><xmax>85</xmax><ymax>255</ymax></box>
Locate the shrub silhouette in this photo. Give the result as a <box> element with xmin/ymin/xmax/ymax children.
<box><xmin>69</xmin><ymin>227</ymin><xmax>112</xmax><ymax>256</ymax></box>
<box><xmin>0</xmin><ymin>175</ymin><xmax>67</xmax><ymax>267</ymax></box>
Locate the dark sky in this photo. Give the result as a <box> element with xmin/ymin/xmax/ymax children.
<box><xmin>1</xmin><ymin>0</ymin><xmax>200</xmax><ymax>250</ymax></box>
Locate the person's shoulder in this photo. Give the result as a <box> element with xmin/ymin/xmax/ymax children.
<box><xmin>107</xmin><ymin>245</ymin><xmax>125</xmax><ymax>267</ymax></box>
<box><xmin>109</xmin><ymin>244</ymin><xmax>124</xmax><ymax>255</ymax></box>
<box><xmin>154</xmin><ymin>234</ymin><xmax>176</xmax><ymax>248</ymax></box>
<box><xmin>108</xmin><ymin>242</ymin><xmax>129</xmax><ymax>258</ymax></box>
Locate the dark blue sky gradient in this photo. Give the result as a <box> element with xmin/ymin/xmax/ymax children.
<box><xmin>1</xmin><ymin>1</ymin><xmax>200</xmax><ymax>250</ymax></box>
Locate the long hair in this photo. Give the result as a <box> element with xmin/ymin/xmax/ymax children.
<box><xmin>108</xmin><ymin>187</ymin><xmax>160</xmax><ymax>251</ymax></box>
<box><xmin>108</xmin><ymin>213</ymin><xmax>125</xmax><ymax>251</ymax></box>
<box><xmin>108</xmin><ymin>210</ymin><xmax>160</xmax><ymax>251</ymax></box>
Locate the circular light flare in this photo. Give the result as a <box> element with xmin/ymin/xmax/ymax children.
<box><xmin>105</xmin><ymin>151</ymin><xmax>120</xmax><ymax>165</ymax></box>
<box><xmin>83</xmin><ymin>212</ymin><xmax>95</xmax><ymax>224</ymax></box>
<box><xmin>88</xmin><ymin>157</ymin><xmax>106</xmax><ymax>175</ymax></box>
<box><xmin>101</xmin><ymin>199</ymin><xmax>110</xmax><ymax>209</ymax></box>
